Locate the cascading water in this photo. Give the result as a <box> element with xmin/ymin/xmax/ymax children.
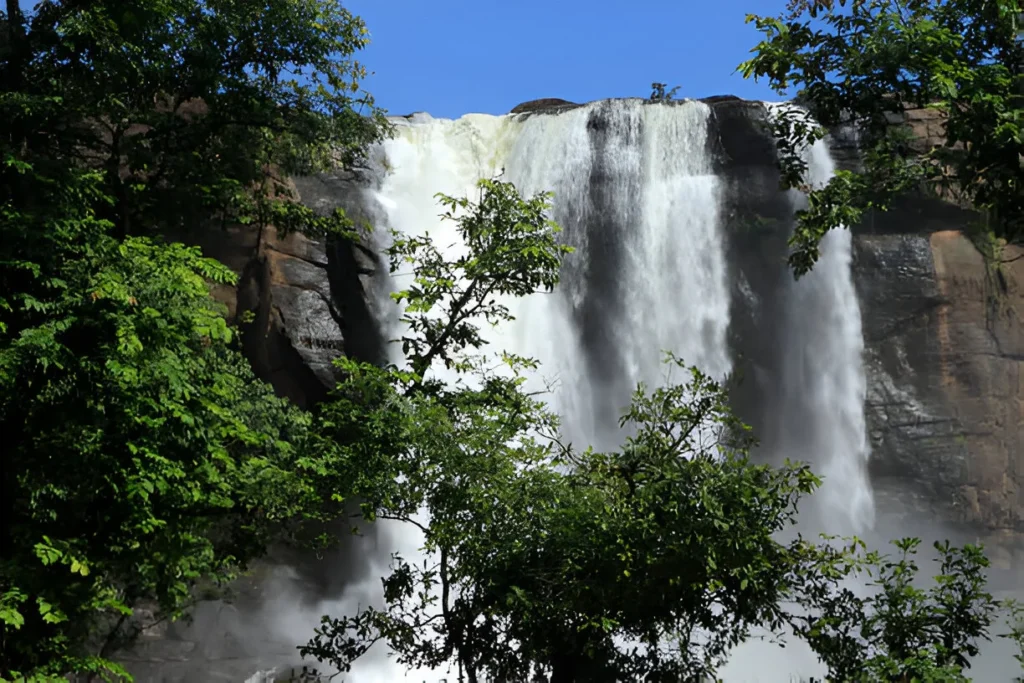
<box><xmin>501</xmin><ymin>100</ymin><xmax>733</xmax><ymax>450</ymax></box>
<box><xmin>718</xmin><ymin>108</ymin><xmax>875</xmax><ymax>682</ymax></box>
<box><xmin>250</xmin><ymin>99</ymin><xmax>876</xmax><ymax>682</ymax></box>
<box><xmin>774</xmin><ymin>130</ymin><xmax>875</xmax><ymax>537</ymax></box>
<box><xmin>375</xmin><ymin>99</ymin><xmax>733</xmax><ymax>448</ymax></box>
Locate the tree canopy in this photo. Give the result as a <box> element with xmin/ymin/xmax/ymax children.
<box><xmin>3</xmin><ymin>0</ymin><xmax>1024</xmax><ymax>681</ymax></box>
<box><xmin>740</xmin><ymin>0</ymin><xmax>1024</xmax><ymax>276</ymax></box>
<box><xmin>299</xmin><ymin>181</ymin><xmax>851</xmax><ymax>683</ymax></box>
<box><xmin>0</xmin><ymin>0</ymin><xmax>388</xmax><ymax>678</ymax></box>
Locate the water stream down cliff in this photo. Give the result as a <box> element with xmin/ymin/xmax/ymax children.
<box><xmin>123</xmin><ymin>97</ymin><xmax>1024</xmax><ymax>682</ymax></box>
<box><xmin>377</xmin><ymin>99</ymin><xmax>871</xmax><ymax>519</ymax></box>
<box><xmin>309</xmin><ymin>98</ymin><xmax>871</xmax><ymax>682</ymax></box>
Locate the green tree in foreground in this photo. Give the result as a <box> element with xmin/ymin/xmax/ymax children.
<box><xmin>299</xmin><ymin>178</ymin><xmax>571</xmax><ymax>681</ymax></box>
<box><xmin>300</xmin><ymin>179</ymin><xmax>849</xmax><ymax>682</ymax></box>
<box><xmin>1</xmin><ymin>0</ymin><xmax>388</xmax><ymax>678</ymax></box>
<box><xmin>1009</xmin><ymin>600</ymin><xmax>1024</xmax><ymax>682</ymax></box>
<box><xmin>0</xmin><ymin>174</ymin><xmax>314</xmax><ymax>678</ymax></box>
<box><xmin>739</xmin><ymin>0</ymin><xmax>1024</xmax><ymax>277</ymax></box>
<box><xmin>793</xmin><ymin>538</ymin><xmax>1024</xmax><ymax>682</ymax></box>
<box><xmin>297</xmin><ymin>180</ymin><xmax>1023</xmax><ymax>680</ymax></box>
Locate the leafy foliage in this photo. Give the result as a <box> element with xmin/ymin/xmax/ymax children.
<box><xmin>739</xmin><ymin>0</ymin><xmax>1024</xmax><ymax>276</ymax></box>
<box><xmin>0</xmin><ymin>154</ymin><xmax>318</xmax><ymax>678</ymax></box>
<box><xmin>388</xmin><ymin>178</ymin><xmax>570</xmax><ymax>379</ymax></box>
<box><xmin>458</xmin><ymin>363</ymin><xmax>839</xmax><ymax>683</ymax></box>
<box><xmin>792</xmin><ymin>538</ymin><xmax>1011</xmax><ymax>681</ymax></box>
<box><xmin>7</xmin><ymin>0</ymin><xmax>390</xmax><ymax>239</ymax></box>
<box><xmin>300</xmin><ymin>179</ymin><xmax>570</xmax><ymax>680</ymax></box>
<box><xmin>1</xmin><ymin>0</ymin><xmax>387</xmax><ymax>678</ymax></box>
<box><xmin>300</xmin><ymin>181</ymin><xmax>851</xmax><ymax>683</ymax></box>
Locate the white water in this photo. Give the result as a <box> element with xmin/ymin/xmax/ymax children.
<box><xmin>717</xmin><ymin>108</ymin><xmax>875</xmax><ymax>682</ymax></box>
<box><xmin>500</xmin><ymin>100</ymin><xmax>733</xmax><ymax>451</ymax></box>
<box><xmin>778</xmin><ymin>136</ymin><xmax>875</xmax><ymax>537</ymax></box>
<box><xmin>260</xmin><ymin>100</ymin><xmax>875</xmax><ymax>682</ymax></box>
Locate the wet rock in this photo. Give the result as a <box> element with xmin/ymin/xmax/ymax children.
<box><xmin>235</xmin><ymin>225</ymin><xmax>344</xmax><ymax>408</ymax></box>
<box><xmin>852</xmin><ymin>229</ymin><xmax>1024</xmax><ymax>534</ymax></box>
<box><xmin>165</xmin><ymin>171</ymin><xmax>388</xmax><ymax>408</ymax></box>
<box><xmin>509</xmin><ymin>97</ymin><xmax>579</xmax><ymax>114</ymax></box>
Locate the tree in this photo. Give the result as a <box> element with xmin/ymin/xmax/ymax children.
<box><xmin>299</xmin><ymin>177</ymin><xmax>572</xmax><ymax>681</ymax></box>
<box><xmin>7</xmin><ymin>0</ymin><xmax>389</xmax><ymax>239</ymax></box>
<box><xmin>0</xmin><ymin>208</ymin><xmax>316</xmax><ymax>679</ymax></box>
<box><xmin>739</xmin><ymin>0</ymin><xmax>1024</xmax><ymax>277</ymax></box>
<box><xmin>649</xmin><ymin>82</ymin><xmax>681</xmax><ymax>102</ymax></box>
<box><xmin>791</xmin><ymin>538</ymin><xmax>1004</xmax><ymax>681</ymax></box>
<box><xmin>299</xmin><ymin>179</ymin><xmax>849</xmax><ymax>683</ymax></box>
<box><xmin>1</xmin><ymin>0</ymin><xmax>388</xmax><ymax>678</ymax></box>
<box><xmin>455</xmin><ymin>364</ymin><xmax>842</xmax><ymax>683</ymax></box>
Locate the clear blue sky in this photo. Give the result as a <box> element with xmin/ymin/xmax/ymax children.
<box><xmin>347</xmin><ymin>0</ymin><xmax>793</xmax><ymax>119</ymax></box>
<box><xmin>18</xmin><ymin>0</ymin><xmax>794</xmax><ymax>119</ymax></box>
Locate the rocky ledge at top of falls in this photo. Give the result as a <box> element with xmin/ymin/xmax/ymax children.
<box><xmin>191</xmin><ymin>96</ymin><xmax>1023</xmax><ymax>569</ymax></box>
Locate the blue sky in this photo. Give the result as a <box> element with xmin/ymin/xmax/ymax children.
<box><xmin>17</xmin><ymin>0</ymin><xmax>794</xmax><ymax>119</ymax></box>
<box><xmin>347</xmin><ymin>0</ymin><xmax>793</xmax><ymax>119</ymax></box>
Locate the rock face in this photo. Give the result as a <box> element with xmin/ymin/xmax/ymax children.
<box><xmin>822</xmin><ymin>109</ymin><xmax>1023</xmax><ymax>562</ymax></box>
<box><xmin>237</xmin><ymin>224</ymin><xmax>343</xmax><ymax>408</ymax></box>
<box><xmin>194</xmin><ymin>96</ymin><xmax>1022</xmax><ymax>552</ymax></box>
<box><xmin>703</xmin><ymin>100</ymin><xmax>1023</xmax><ymax>564</ymax></box>
<box><xmin>509</xmin><ymin>97</ymin><xmax>579</xmax><ymax>114</ymax></box>
<box><xmin>170</xmin><ymin>173</ymin><xmax>388</xmax><ymax>408</ymax></box>
<box><xmin>853</xmin><ymin>217</ymin><xmax>1024</xmax><ymax>562</ymax></box>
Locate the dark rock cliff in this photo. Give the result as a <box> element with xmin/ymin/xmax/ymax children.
<box><xmin>712</xmin><ymin>99</ymin><xmax>1023</xmax><ymax>567</ymax></box>
<box><xmin>831</xmin><ymin>104</ymin><xmax>1022</xmax><ymax>566</ymax></box>
<box><xmin>176</xmin><ymin>171</ymin><xmax>388</xmax><ymax>409</ymax></box>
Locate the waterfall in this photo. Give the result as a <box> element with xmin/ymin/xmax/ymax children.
<box><xmin>501</xmin><ymin>100</ymin><xmax>733</xmax><ymax>450</ymax></box>
<box><xmin>776</xmin><ymin>135</ymin><xmax>875</xmax><ymax>536</ymax></box>
<box><xmin>263</xmin><ymin>100</ymin><xmax>874</xmax><ymax>682</ymax></box>
<box><xmin>718</xmin><ymin>109</ymin><xmax>875</xmax><ymax>682</ymax></box>
<box><xmin>373</xmin><ymin>100</ymin><xmax>733</xmax><ymax>448</ymax></box>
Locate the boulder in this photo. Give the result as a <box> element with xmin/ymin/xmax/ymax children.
<box><xmin>509</xmin><ymin>97</ymin><xmax>579</xmax><ymax>114</ymax></box>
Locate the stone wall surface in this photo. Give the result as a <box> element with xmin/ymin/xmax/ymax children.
<box><xmin>851</xmin><ymin>221</ymin><xmax>1024</xmax><ymax>569</ymax></box>
<box><xmin>824</xmin><ymin>106</ymin><xmax>1024</xmax><ymax>564</ymax></box>
<box><xmin>166</xmin><ymin>170</ymin><xmax>388</xmax><ymax>408</ymax></box>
